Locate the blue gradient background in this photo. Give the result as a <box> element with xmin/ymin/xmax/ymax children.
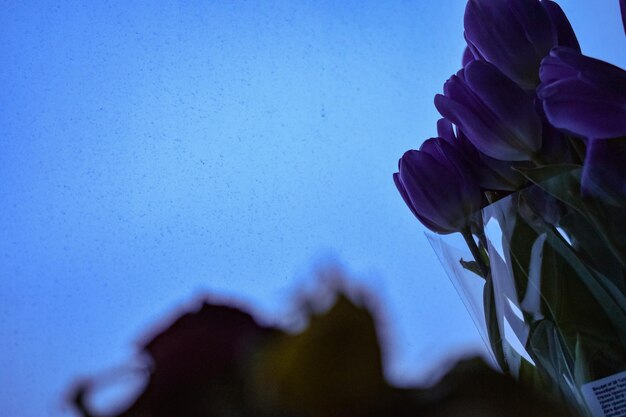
<box><xmin>1</xmin><ymin>1</ymin><xmax>624</xmax><ymax>415</ymax></box>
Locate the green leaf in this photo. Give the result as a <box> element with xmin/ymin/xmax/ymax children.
<box><xmin>252</xmin><ymin>294</ymin><xmax>391</xmax><ymax>416</ymax></box>
<box><xmin>459</xmin><ymin>258</ymin><xmax>485</xmax><ymax>279</ymax></box>
<box><xmin>483</xmin><ymin>275</ymin><xmax>509</xmax><ymax>374</ymax></box>
<box><xmin>541</xmin><ymin>227</ymin><xmax>626</xmax><ymax>347</ymax></box>
<box><xmin>515</xmin><ymin>164</ymin><xmax>581</xmax><ymax>186</ymax></box>
<box><xmin>526</xmin><ymin>319</ymin><xmax>587</xmax><ymax>414</ymax></box>
<box><xmin>519</xmin><ymin>166</ymin><xmax>626</xmax><ymax>269</ymax></box>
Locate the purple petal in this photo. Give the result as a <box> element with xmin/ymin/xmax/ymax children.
<box><xmin>396</xmin><ymin>150</ymin><xmax>482</xmax><ymax>233</ymax></box>
<box><xmin>421</xmin><ymin>136</ymin><xmax>475</xmax><ymax>181</ymax></box>
<box><xmin>621</xmin><ymin>0</ymin><xmax>626</xmax><ymax>35</ymax></box>
<box><xmin>462</xmin><ymin>47</ymin><xmax>475</xmax><ymax>67</ymax></box>
<box><xmin>455</xmin><ymin>128</ymin><xmax>527</xmax><ymax>191</ymax></box>
<box><xmin>464</xmin><ymin>34</ymin><xmax>485</xmax><ymax>62</ymax></box>
<box><xmin>437</xmin><ymin>118</ymin><xmax>456</xmax><ymax>143</ymax></box>
<box><xmin>435</xmin><ymin>93</ymin><xmax>520</xmax><ymax>160</ymax></box>
<box><xmin>436</xmin><ymin>62</ymin><xmax>542</xmax><ymax>161</ymax></box>
<box><xmin>538</xmin><ymin>51</ymin><xmax>579</xmax><ymax>84</ymax></box>
<box><xmin>545</xmin><ymin>47</ymin><xmax>626</xmax><ymax>96</ymax></box>
<box><xmin>541</xmin><ymin>1</ymin><xmax>580</xmax><ymax>52</ymax></box>
<box><xmin>540</xmin><ymin>81</ymin><xmax>626</xmax><ymax>138</ymax></box>
<box><xmin>539</xmin><ymin>48</ymin><xmax>626</xmax><ymax>138</ymax></box>
<box><xmin>419</xmin><ymin>137</ymin><xmax>441</xmax><ymax>159</ymax></box>
<box><xmin>393</xmin><ymin>172</ymin><xmax>420</xmax><ymax>220</ymax></box>
<box><xmin>465</xmin><ymin>61</ymin><xmax>542</xmax><ymax>155</ymax></box>
<box><xmin>464</xmin><ymin>0</ymin><xmax>556</xmax><ymax>89</ymax></box>
<box><xmin>399</xmin><ymin>151</ymin><xmax>461</xmax><ymax>233</ymax></box>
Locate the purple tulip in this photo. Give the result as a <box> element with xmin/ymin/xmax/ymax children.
<box><xmin>582</xmin><ymin>138</ymin><xmax>626</xmax><ymax>205</ymax></box>
<box><xmin>394</xmin><ymin>144</ymin><xmax>483</xmax><ymax>234</ymax></box>
<box><xmin>538</xmin><ymin>47</ymin><xmax>626</xmax><ymax>139</ymax></box>
<box><xmin>621</xmin><ymin>0</ymin><xmax>626</xmax><ymax>35</ymax></box>
<box><xmin>541</xmin><ymin>1</ymin><xmax>580</xmax><ymax>52</ymax></box>
<box><xmin>538</xmin><ymin>114</ymin><xmax>579</xmax><ymax>165</ymax></box>
<box><xmin>464</xmin><ymin>0</ymin><xmax>557</xmax><ymax>89</ymax></box>
<box><xmin>462</xmin><ymin>47</ymin><xmax>475</xmax><ymax>67</ymax></box>
<box><xmin>435</xmin><ymin>60</ymin><xmax>543</xmax><ymax>161</ymax></box>
<box><xmin>437</xmin><ymin>118</ymin><xmax>527</xmax><ymax>191</ymax></box>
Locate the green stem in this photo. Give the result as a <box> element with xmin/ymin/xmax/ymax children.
<box><xmin>462</xmin><ymin>229</ymin><xmax>489</xmax><ymax>278</ymax></box>
<box><xmin>568</xmin><ymin>135</ymin><xmax>587</xmax><ymax>165</ymax></box>
<box><xmin>463</xmin><ymin>228</ymin><xmax>510</xmax><ymax>374</ymax></box>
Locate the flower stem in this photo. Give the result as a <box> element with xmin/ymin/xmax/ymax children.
<box><xmin>462</xmin><ymin>229</ymin><xmax>490</xmax><ymax>278</ymax></box>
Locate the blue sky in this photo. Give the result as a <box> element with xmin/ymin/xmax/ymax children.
<box><xmin>1</xmin><ymin>1</ymin><xmax>624</xmax><ymax>415</ymax></box>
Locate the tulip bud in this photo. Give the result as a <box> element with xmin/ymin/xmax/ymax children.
<box><xmin>117</xmin><ymin>301</ymin><xmax>275</xmax><ymax>416</ymax></box>
<box><xmin>437</xmin><ymin>118</ymin><xmax>528</xmax><ymax>192</ymax></box>
<box><xmin>464</xmin><ymin>0</ymin><xmax>557</xmax><ymax>89</ymax></box>
<box><xmin>394</xmin><ymin>145</ymin><xmax>483</xmax><ymax>234</ymax></box>
<box><xmin>538</xmin><ymin>47</ymin><xmax>626</xmax><ymax>139</ymax></box>
<box><xmin>435</xmin><ymin>60</ymin><xmax>542</xmax><ymax>161</ymax></box>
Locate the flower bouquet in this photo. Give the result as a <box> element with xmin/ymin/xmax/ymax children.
<box><xmin>393</xmin><ymin>1</ymin><xmax>626</xmax><ymax>416</ymax></box>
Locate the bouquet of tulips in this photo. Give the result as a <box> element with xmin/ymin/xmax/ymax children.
<box><xmin>394</xmin><ymin>1</ymin><xmax>626</xmax><ymax>415</ymax></box>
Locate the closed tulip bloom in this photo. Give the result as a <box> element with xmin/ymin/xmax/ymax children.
<box><xmin>394</xmin><ymin>145</ymin><xmax>483</xmax><ymax>234</ymax></box>
<box><xmin>419</xmin><ymin>135</ymin><xmax>471</xmax><ymax>177</ymax></box>
<box><xmin>538</xmin><ymin>47</ymin><xmax>626</xmax><ymax>139</ymax></box>
<box><xmin>437</xmin><ymin>118</ymin><xmax>527</xmax><ymax>191</ymax></box>
<box><xmin>464</xmin><ymin>0</ymin><xmax>557</xmax><ymax>89</ymax></box>
<box><xmin>435</xmin><ymin>60</ymin><xmax>543</xmax><ymax>161</ymax></box>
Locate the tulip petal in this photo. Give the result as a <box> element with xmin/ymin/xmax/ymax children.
<box><xmin>540</xmin><ymin>83</ymin><xmax>626</xmax><ymax>139</ymax></box>
<box><xmin>400</xmin><ymin>151</ymin><xmax>461</xmax><ymax>230</ymax></box>
<box><xmin>465</xmin><ymin>61</ymin><xmax>542</xmax><ymax>155</ymax></box>
<box><xmin>393</xmin><ymin>172</ymin><xmax>420</xmax><ymax>220</ymax></box>
<box><xmin>462</xmin><ymin>47</ymin><xmax>475</xmax><ymax>67</ymax></box>
<box><xmin>437</xmin><ymin>118</ymin><xmax>456</xmax><ymax>143</ymax></box>
<box><xmin>464</xmin><ymin>0</ymin><xmax>556</xmax><ymax>88</ymax></box>
<box><xmin>543</xmin><ymin>47</ymin><xmax>626</xmax><ymax>97</ymax></box>
<box><xmin>435</xmin><ymin>93</ymin><xmax>523</xmax><ymax>161</ymax></box>
<box><xmin>435</xmin><ymin>124</ymin><xmax>526</xmax><ymax>191</ymax></box>
<box><xmin>395</xmin><ymin>150</ymin><xmax>482</xmax><ymax>234</ymax></box>
<box><xmin>541</xmin><ymin>1</ymin><xmax>580</xmax><ymax>52</ymax></box>
<box><xmin>539</xmin><ymin>48</ymin><xmax>626</xmax><ymax>138</ymax></box>
<box><xmin>436</xmin><ymin>62</ymin><xmax>542</xmax><ymax>161</ymax></box>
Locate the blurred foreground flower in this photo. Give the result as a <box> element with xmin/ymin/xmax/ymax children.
<box><xmin>69</xmin><ymin>277</ymin><xmax>571</xmax><ymax>417</ymax></box>
<box><xmin>121</xmin><ymin>302</ymin><xmax>275</xmax><ymax>417</ymax></box>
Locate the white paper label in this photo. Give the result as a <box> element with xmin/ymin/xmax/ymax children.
<box><xmin>581</xmin><ymin>371</ymin><xmax>626</xmax><ymax>417</ymax></box>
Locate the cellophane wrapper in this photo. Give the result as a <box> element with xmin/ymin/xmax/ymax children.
<box><xmin>428</xmin><ymin>167</ymin><xmax>626</xmax><ymax>417</ymax></box>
